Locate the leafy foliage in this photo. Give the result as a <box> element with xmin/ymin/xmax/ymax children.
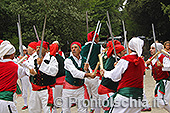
<box><xmin>0</xmin><ymin>0</ymin><xmax>170</xmax><ymax>54</ymax></box>
<box><xmin>125</xmin><ymin>0</ymin><xmax>170</xmax><ymax>41</ymax></box>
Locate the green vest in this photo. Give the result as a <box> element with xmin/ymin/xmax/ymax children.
<box><xmin>0</xmin><ymin>91</ymin><xmax>13</xmax><ymax>101</ymax></box>
<box><xmin>65</xmin><ymin>56</ymin><xmax>86</xmax><ymax>86</ymax></box>
<box><xmin>54</xmin><ymin>54</ymin><xmax>65</xmax><ymax>78</ymax></box>
<box><xmin>30</xmin><ymin>58</ymin><xmax>56</xmax><ymax>86</ymax></box>
<box><xmin>105</xmin><ymin>56</ymin><xmax>117</xmax><ymax>71</ymax></box>
<box><xmin>81</xmin><ymin>43</ymin><xmax>101</xmax><ymax>70</ymax></box>
<box><xmin>101</xmin><ymin>56</ymin><xmax>119</xmax><ymax>91</ymax></box>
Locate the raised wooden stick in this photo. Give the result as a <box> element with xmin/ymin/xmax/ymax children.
<box><xmin>33</xmin><ymin>25</ymin><xmax>40</xmax><ymax>41</ymax></box>
<box><xmin>98</xmin><ymin>54</ymin><xmax>103</xmax><ymax>70</ymax></box>
<box><xmin>17</xmin><ymin>14</ymin><xmax>24</xmax><ymax>56</ymax></box>
<box><xmin>106</xmin><ymin>11</ymin><xmax>118</xmax><ymax>62</ymax></box>
<box><xmin>122</xmin><ymin>20</ymin><xmax>129</xmax><ymax>55</ymax></box>
<box><xmin>93</xmin><ymin>62</ymin><xmax>100</xmax><ymax>75</ymax></box>
<box><xmin>161</xmin><ymin>49</ymin><xmax>170</xmax><ymax>57</ymax></box>
<box><xmin>17</xmin><ymin>55</ymin><xmax>28</xmax><ymax>64</ymax></box>
<box><xmin>86</xmin><ymin>21</ymin><xmax>100</xmax><ymax>63</ymax></box>
<box><xmin>148</xmin><ymin>51</ymin><xmax>160</xmax><ymax>62</ymax></box>
<box><xmin>39</xmin><ymin>14</ymin><xmax>47</xmax><ymax>58</ymax></box>
<box><xmin>17</xmin><ymin>55</ymin><xmax>31</xmax><ymax>71</ymax></box>
<box><xmin>86</xmin><ymin>11</ymin><xmax>89</xmax><ymax>34</ymax></box>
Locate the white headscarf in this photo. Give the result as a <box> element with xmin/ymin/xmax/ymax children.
<box><xmin>19</xmin><ymin>45</ymin><xmax>27</xmax><ymax>53</ymax></box>
<box><xmin>0</xmin><ymin>40</ymin><xmax>16</xmax><ymax>58</ymax></box>
<box><xmin>52</xmin><ymin>41</ymin><xmax>59</xmax><ymax>45</ymax></box>
<box><xmin>151</xmin><ymin>43</ymin><xmax>163</xmax><ymax>52</ymax></box>
<box><xmin>22</xmin><ymin>45</ymin><xmax>27</xmax><ymax>50</ymax></box>
<box><xmin>128</xmin><ymin>37</ymin><xmax>144</xmax><ymax>57</ymax></box>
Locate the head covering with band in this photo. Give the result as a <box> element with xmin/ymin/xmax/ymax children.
<box><xmin>70</xmin><ymin>42</ymin><xmax>82</xmax><ymax>49</ymax></box>
<box><xmin>36</xmin><ymin>40</ymin><xmax>49</xmax><ymax>50</ymax></box>
<box><xmin>0</xmin><ymin>40</ymin><xmax>16</xmax><ymax>58</ymax></box>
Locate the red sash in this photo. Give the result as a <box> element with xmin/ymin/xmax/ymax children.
<box><xmin>31</xmin><ymin>83</ymin><xmax>55</xmax><ymax>107</ymax></box>
<box><xmin>63</xmin><ymin>80</ymin><xmax>90</xmax><ymax>99</ymax></box>
<box><xmin>92</xmin><ymin>70</ymin><xmax>102</xmax><ymax>80</ymax></box>
<box><xmin>98</xmin><ymin>84</ymin><xmax>115</xmax><ymax>95</ymax></box>
<box><xmin>54</xmin><ymin>76</ymin><xmax>66</xmax><ymax>85</ymax></box>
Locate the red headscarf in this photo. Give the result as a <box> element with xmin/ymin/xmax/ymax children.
<box><xmin>87</xmin><ymin>31</ymin><xmax>99</xmax><ymax>42</ymax></box>
<box><xmin>36</xmin><ymin>40</ymin><xmax>49</xmax><ymax>50</ymax></box>
<box><xmin>50</xmin><ymin>43</ymin><xmax>59</xmax><ymax>57</ymax></box>
<box><xmin>0</xmin><ymin>40</ymin><xmax>3</xmax><ymax>45</ymax></box>
<box><xmin>106</xmin><ymin>40</ymin><xmax>121</xmax><ymax>48</ymax></box>
<box><xmin>107</xmin><ymin>44</ymin><xmax>125</xmax><ymax>58</ymax></box>
<box><xmin>70</xmin><ymin>42</ymin><xmax>82</xmax><ymax>49</ymax></box>
<box><xmin>28</xmin><ymin>42</ymin><xmax>37</xmax><ymax>50</ymax></box>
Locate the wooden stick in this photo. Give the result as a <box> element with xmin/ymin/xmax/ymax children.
<box><xmin>17</xmin><ymin>56</ymin><xmax>37</xmax><ymax>76</ymax></box>
<box><xmin>39</xmin><ymin>14</ymin><xmax>47</xmax><ymax>58</ymax></box>
<box><xmin>97</xmin><ymin>23</ymin><xmax>102</xmax><ymax>35</ymax></box>
<box><xmin>106</xmin><ymin>11</ymin><xmax>118</xmax><ymax>62</ymax></box>
<box><xmin>148</xmin><ymin>51</ymin><xmax>160</xmax><ymax>62</ymax></box>
<box><xmin>86</xmin><ymin>11</ymin><xmax>89</xmax><ymax>34</ymax></box>
<box><xmin>98</xmin><ymin>54</ymin><xmax>103</xmax><ymax>69</ymax></box>
<box><xmin>33</xmin><ymin>25</ymin><xmax>40</xmax><ymax>41</ymax></box>
<box><xmin>18</xmin><ymin>62</ymin><xmax>37</xmax><ymax>76</ymax></box>
<box><xmin>161</xmin><ymin>49</ymin><xmax>170</xmax><ymax>57</ymax></box>
<box><xmin>152</xmin><ymin>24</ymin><xmax>158</xmax><ymax>52</ymax></box>
<box><xmin>17</xmin><ymin>55</ymin><xmax>28</xmax><ymax>64</ymax></box>
<box><xmin>86</xmin><ymin>21</ymin><xmax>100</xmax><ymax>63</ymax></box>
<box><xmin>122</xmin><ymin>20</ymin><xmax>129</xmax><ymax>54</ymax></box>
<box><xmin>18</xmin><ymin>63</ymin><xmax>31</xmax><ymax>71</ymax></box>
<box><xmin>93</xmin><ymin>62</ymin><xmax>100</xmax><ymax>75</ymax></box>
<box><xmin>17</xmin><ymin>55</ymin><xmax>31</xmax><ymax>71</ymax></box>
<box><xmin>17</xmin><ymin>22</ymin><xmax>24</xmax><ymax>56</ymax></box>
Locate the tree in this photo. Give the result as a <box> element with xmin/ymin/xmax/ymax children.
<box><xmin>0</xmin><ymin>0</ymin><xmax>126</xmax><ymax>53</ymax></box>
<box><xmin>0</xmin><ymin>0</ymin><xmax>87</xmax><ymax>52</ymax></box>
<box><xmin>161</xmin><ymin>2</ymin><xmax>170</xmax><ymax>20</ymax></box>
<box><xmin>82</xmin><ymin>0</ymin><xmax>124</xmax><ymax>41</ymax></box>
<box><xmin>124</xmin><ymin>0</ymin><xmax>170</xmax><ymax>42</ymax></box>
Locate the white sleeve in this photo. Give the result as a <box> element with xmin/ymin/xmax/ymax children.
<box><xmin>62</xmin><ymin>52</ymin><xmax>65</xmax><ymax>59</ymax></box>
<box><xmin>39</xmin><ymin>56</ymin><xmax>58</xmax><ymax>77</ymax></box>
<box><xmin>162</xmin><ymin>57</ymin><xmax>170</xmax><ymax>71</ymax></box>
<box><xmin>104</xmin><ymin>59</ymin><xmax>129</xmax><ymax>82</ymax></box>
<box><xmin>17</xmin><ymin>65</ymin><xmax>27</xmax><ymax>79</ymax></box>
<box><xmin>64</xmin><ymin>58</ymin><xmax>85</xmax><ymax>79</ymax></box>
<box><xmin>22</xmin><ymin>60</ymin><xmax>31</xmax><ymax>76</ymax></box>
<box><xmin>100</xmin><ymin>45</ymin><xmax>105</xmax><ymax>53</ymax></box>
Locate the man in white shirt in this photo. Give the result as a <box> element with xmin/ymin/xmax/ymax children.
<box><xmin>0</xmin><ymin>41</ymin><xmax>27</xmax><ymax>113</ymax></box>
<box><xmin>62</xmin><ymin>42</ymin><xmax>95</xmax><ymax>113</ymax></box>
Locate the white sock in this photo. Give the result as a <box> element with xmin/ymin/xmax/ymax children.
<box><xmin>24</xmin><ymin>98</ymin><xmax>27</xmax><ymax>106</ymax></box>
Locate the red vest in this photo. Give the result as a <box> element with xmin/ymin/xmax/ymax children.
<box><xmin>150</xmin><ymin>54</ymin><xmax>169</xmax><ymax>81</ymax></box>
<box><xmin>118</xmin><ymin>55</ymin><xmax>145</xmax><ymax>90</ymax></box>
<box><xmin>0</xmin><ymin>61</ymin><xmax>18</xmax><ymax>93</ymax></box>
